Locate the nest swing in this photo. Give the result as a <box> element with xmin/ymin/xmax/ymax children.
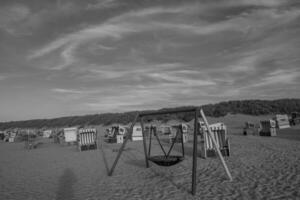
<box><xmin>147</xmin><ymin>126</ymin><xmax>185</xmax><ymax>167</ymax></box>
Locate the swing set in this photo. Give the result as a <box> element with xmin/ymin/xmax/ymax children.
<box><xmin>107</xmin><ymin>107</ymin><xmax>232</xmax><ymax>195</ymax></box>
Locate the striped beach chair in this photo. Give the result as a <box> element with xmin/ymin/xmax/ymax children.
<box><xmin>199</xmin><ymin>123</ymin><xmax>230</xmax><ymax>158</ymax></box>
<box><xmin>259</xmin><ymin>120</ymin><xmax>276</xmax><ymax>136</ymax></box>
<box><xmin>78</xmin><ymin>128</ymin><xmax>97</xmax><ymax>151</ymax></box>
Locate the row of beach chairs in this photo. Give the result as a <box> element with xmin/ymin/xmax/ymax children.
<box><xmin>243</xmin><ymin>120</ymin><xmax>277</xmax><ymax>137</ymax></box>
<box><xmin>23</xmin><ymin>124</ymin><xmax>230</xmax><ymax>157</ymax></box>
<box><xmin>103</xmin><ymin>123</ymin><xmax>230</xmax><ymax>159</ymax></box>
<box><xmin>25</xmin><ymin>128</ymin><xmax>98</xmax><ymax>152</ymax></box>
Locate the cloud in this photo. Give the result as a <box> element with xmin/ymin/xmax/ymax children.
<box><xmin>224</xmin><ymin>0</ymin><xmax>290</xmax><ymax>7</ymax></box>
<box><xmin>252</xmin><ymin>69</ymin><xmax>299</xmax><ymax>87</ymax></box>
<box><xmin>0</xmin><ymin>75</ymin><xmax>7</xmax><ymax>81</ymax></box>
<box><xmin>29</xmin><ymin>3</ymin><xmax>300</xmax><ymax>58</ymax></box>
<box><xmin>76</xmin><ymin>62</ymin><xmax>185</xmax><ymax>80</ymax></box>
<box><xmin>29</xmin><ymin>23</ymin><xmax>136</xmax><ymax>59</ymax></box>
<box><xmin>88</xmin><ymin>44</ymin><xmax>115</xmax><ymax>52</ymax></box>
<box><xmin>0</xmin><ymin>4</ymin><xmax>31</xmax><ymax>34</ymax></box>
<box><xmin>0</xmin><ymin>1</ymin><xmax>84</xmax><ymax>36</ymax></box>
<box><xmin>52</xmin><ymin>88</ymin><xmax>105</xmax><ymax>95</ymax></box>
<box><xmin>50</xmin><ymin>62</ymin><xmax>217</xmax><ymax>111</ymax></box>
<box><xmin>86</xmin><ymin>0</ymin><xmax>121</xmax><ymax>10</ymax></box>
<box><xmin>0</xmin><ymin>72</ymin><xmax>30</xmax><ymax>81</ymax></box>
<box><xmin>27</xmin><ymin>3</ymin><xmax>300</xmax><ymax>104</ymax></box>
<box><xmin>50</xmin><ymin>43</ymin><xmax>78</xmax><ymax>70</ymax></box>
<box><xmin>25</xmin><ymin>1</ymin><xmax>300</xmax><ymax>109</ymax></box>
<box><xmin>51</xmin><ymin>88</ymin><xmax>103</xmax><ymax>101</ymax></box>
<box><xmin>228</xmin><ymin>54</ymin><xmax>258</xmax><ymax>72</ymax></box>
<box><xmin>52</xmin><ymin>88</ymin><xmax>84</xmax><ymax>94</ymax></box>
<box><xmin>82</xmin><ymin>87</ymin><xmax>174</xmax><ymax>111</ymax></box>
<box><xmin>28</xmin><ymin>5</ymin><xmax>192</xmax><ymax>59</ymax></box>
<box><xmin>27</xmin><ymin>5</ymin><xmax>203</xmax><ymax>69</ymax></box>
<box><xmin>148</xmin><ymin>71</ymin><xmax>216</xmax><ymax>87</ymax></box>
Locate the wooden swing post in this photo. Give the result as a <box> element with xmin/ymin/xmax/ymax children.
<box><xmin>108</xmin><ymin>113</ymin><xmax>139</xmax><ymax>176</ymax></box>
<box><xmin>192</xmin><ymin>107</ymin><xmax>199</xmax><ymax>195</ymax></box>
<box><xmin>140</xmin><ymin>117</ymin><xmax>149</xmax><ymax>168</ymax></box>
<box><xmin>200</xmin><ymin>109</ymin><xmax>233</xmax><ymax>181</ymax></box>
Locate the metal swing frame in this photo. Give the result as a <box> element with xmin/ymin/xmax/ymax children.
<box><xmin>107</xmin><ymin>107</ymin><xmax>232</xmax><ymax>195</ymax></box>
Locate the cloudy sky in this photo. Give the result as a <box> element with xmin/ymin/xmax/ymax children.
<box><xmin>0</xmin><ymin>0</ymin><xmax>299</xmax><ymax>121</ymax></box>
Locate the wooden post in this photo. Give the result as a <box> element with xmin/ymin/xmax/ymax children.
<box><xmin>148</xmin><ymin>126</ymin><xmax>153</xmax><ymax>157</ymax></box>
<box><xmin>140</xmin><ymin>117</ymin><xmax>149</xmax><ymax>168</ymax></box>
<box><xmin>200</xmin><ymin>109</ymin><xmax>233</xmax><ymax>181</ymax></box>
<box><xmin>192</xmin><ymin>107</ymin><xmax>199</xmax><ymax>195</ymax></box>
<box><xmin>181</xmin><ymin>125</ymin><xmax>185</xmax><ymax>157</ymax></box>
<box><xmin>203</xmin><ymin>127</ymin><xmax>207</xmax><ymax>158</ymax></box>
<box><xmin>95</xmin><ymin>130</ymin><xmax>98</xmax><ymax>149</ymax></box>
<box><xmin>78</xmin><ymin>130</ymin><xmax>81</xmax><ymax>152</ymax></box>
<box><xmin>108</xmin><ymin>113</ymin><xmax>139</xmax><ymax>176</ymax></box>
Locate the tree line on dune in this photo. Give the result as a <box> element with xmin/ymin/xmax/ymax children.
<box><xmin>0</xmin><ymin>99</ymin><xmax>299</xmax><ymax>130</ymax></box>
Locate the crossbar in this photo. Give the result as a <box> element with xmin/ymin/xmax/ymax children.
<box><xmin>139</xmin><ymin>107</ymin><xmax>196</xmax><ymax>117</ymax></box>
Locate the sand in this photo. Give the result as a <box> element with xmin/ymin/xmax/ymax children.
<box><xmin>0</xmin><ymin>122</ymin><xmax>300</xmax><ymax>200</ymax></box>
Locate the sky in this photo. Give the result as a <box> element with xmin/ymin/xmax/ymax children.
<box><xmin>0</xmin><ymin>0</ymin><xmax>300</xmax><ymax>121</ymax></box>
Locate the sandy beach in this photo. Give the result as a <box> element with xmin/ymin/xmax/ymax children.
<box><xmin>0</xmin><ymin>118</ymin><xmax>300</xmax><ymax>200</ymax></box>
<box><xmin>1</xmin><ymin>0</ymin><xmax>300</xmax><ymax>198</ymax></box>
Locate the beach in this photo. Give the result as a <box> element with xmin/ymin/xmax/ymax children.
<box><xmin>0</xmin><ymin>121</ymin><xmax>300</xmax><ymax>200</ymax></box>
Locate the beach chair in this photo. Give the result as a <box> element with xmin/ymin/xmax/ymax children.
<box><xmin>291</xmin><ymin>112</ymin><xmax>300</xmax><ymax>126</ymax></box>
<box><xmin>131</xmin><ymin>125</ymin><xmax>143</xmax><ymax>141</ymax></box>
<box><xmin>63</xmin><ymin>127</ymin><xmax>78</xmax><ymax>145</ymax></box>
<box><xmin>0</xmin><ymin>132</ymin><xmax>4</xmax><ymax>140</ymax></box>
<box><xmin>274</xmin><ymin>114</ymin><xmax>290</xmax><ymax>129</ymax></box>
<box><xmin>104</xmin><ymin>126</ymin><xmax>126</xmax><ymax>143</ymax></box>
<box><xmin>199</xmin><ymin>123</ymin><xmax>230</xmax><ymax>158</ymax></box>
<box><xmin>104</xmin><ymin>127</ymin><xmax>117</xmax><ymax>143</ymax></box>
<box><xmin>78</xmin><ymin>128</ymin><xmax>97</xmax><ymax>151</ymax></box>
<box><xmin>259</xmin><ymin>120</ymin><xmax>276</xmax><ymax>136</ymax></box>
<box><xmin>243</xmin><ymin>122</ymin><xmax>260</xmax><ymax>136</ymax></box>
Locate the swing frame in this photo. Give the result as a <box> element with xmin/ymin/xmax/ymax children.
<box><xmin>107</xmin><ymin>107</ymin><xmax>232</xmax><ymax>195</ymax></box>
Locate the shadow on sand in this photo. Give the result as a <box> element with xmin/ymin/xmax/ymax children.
<box><xmin>56</xmin><ymin>168</ymin><xmax>77</xmax><ymax>200</ymax></box>
<box><xmin>123</xmin><ymin>148</ymin><xmax>192</xmax><ymax>193</ymax></box>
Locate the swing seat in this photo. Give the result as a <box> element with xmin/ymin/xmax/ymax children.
<box><xmin>148</xmin><ymin>155</ymin><xmax>184</xmax><ymax>166</ymax></box>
